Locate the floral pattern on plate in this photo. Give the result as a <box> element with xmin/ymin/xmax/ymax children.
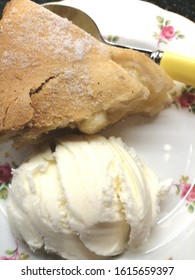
<box><xmin>0</xmin><ymin>162</ymin><xmax>29</xmax><ymax>260</ymax></box>
<box><xmin>173</xmin><ymin>85</ymin><xmax>195</xmax><ymax>113</ymax></box>
<box><xmin>153</xmin><ymin>16</ymin><xmax>185</xmax><ymax>47</ymax></box>
<box><xmin>0</xmin><ymin>163</ymin><xmax>13</xmax><ymax>200</ymax></box>
<box><xmin>0</xmin><ymin>244</ymin><xmax>29</xmax><ymax>260</ymax></box>
<box><xmin>107</xmin><ymin>15</ymin><xmax>185</xmax><ymax>49</ymax></box>
<box><xmin>107</xmin><ymin>35</ymin><xmax>120</xmax><ymax>43</ymax></box>
<box><xmin>175</xmin><ymin>176</ymin><xmax>195</xmax><ymax>213</ymax></box>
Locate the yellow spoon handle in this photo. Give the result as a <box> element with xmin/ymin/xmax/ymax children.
<box><xmin>160</xmin><ymin>51</ymin><xmax>195</xmax><ymax>87</ymax></box>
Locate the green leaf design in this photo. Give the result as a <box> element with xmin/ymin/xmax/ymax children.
<box><xmin>173</xmin><ymin>102</ymin><xmax>179</xmax><ymax>109</ymax></box>
<box><xmin>159</xmin><ymin>39</ymin><xmax>168</xmax><ymax>45</ymax></box>
<box><xmin>157</xmin><ymin>23</ymin><xmax>163</xmax><ymax>30</ymax></box>
<box><xmin>112</xmin><ymin>36</ymin><xmax>119</xmax><ymax>42</ymax></box>
<box><xmin>0</xmin><ymin>188</ymin><xmax>8</xmax><ymax>200</ymax></box>
<box><xmin>165</xmin><ymin>20</ymin><xmax>171</xmax><ymax>25</ymax></box>
<box><xmin>5</xmin><ymin>249</ymin><xmax>16</xmax><ymax>255</ymax></box>
<box><xmin>175</xmin><ymin>30</ymin><xmax>181</xmax><ymax>35</ymax></box>
<box><xmin>153</xmin><ymin>32</ymin><xmax>159</xmax><ymax>39</ymax></box>
<box><xmin>11</xmin><ymin>161</ymin><xmax>18</xmax><ymax>169</ymax></box>
<box><xmin>175</xmin><ymin>185</ymin><xmax>180</xmax><ymax>195</ymax></box>
<box><xmin>192</xmin><ymin>201</ymin><xmax>195</xmax><ymax>206</ymax></box>
<box><xmin>188</xmin><ymin>204</ymin><xmax>194</xmax><ymax>213</ymax></box>
<box><xmin>156</xmin><ymin>16</ymin><xmax>164</xmax><ymax>24</ymax></box>
<box><xmin>18</xmin><ymin>252</ymin><xmax>29</xmax><ymax>260</ymax></box>
<box><xmin>107</xmin><ymin>35</ymin><xmax>119</xmax><ymax>43</ymax></box>
<box><xmin>0</xmin><ymin>183</ymin><xmax>6</xmax><ymax>191</ymax></box>
<box><xmin>187</xmin><ymin>86</ymin><xmax>195</xmax><ymax>93</ymax></box>
<box><xmin>177</xmin><ymin>34</ymin><xmax>185</xmax><ymax>39</ymax></box>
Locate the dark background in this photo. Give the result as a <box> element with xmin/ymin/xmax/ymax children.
<box><xmin>0</xmin><ymin>0</ymin><xmax>195</xmax><ymax>21</ymax></box>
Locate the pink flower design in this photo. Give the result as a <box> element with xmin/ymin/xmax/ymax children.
<box><xmin>175</xmin><ymin>176</ymin><xmax>195</xmax><ymax>213</ymax></box>
<box><xmin>153</xmin><ymin>16</ymin><xmax>185</xmax><ymax>47</ymax></box>
<box><xmin>0</xmin><ymin>164</ymin><xmax>12</xmax><ymax>184</ymax></box>
<box><xmin>173</xmin><ymin>86</ymin><xmax>195</xmax><ymax>113</ymax></box>
<box><xmin>177</xmin><ymin>92</ymin><xmax>195</xmax><ymax>108</ymax></box>
<box><xmin>179</xmin><ymin>184</ymin><xmax>195</xmax><ymax>202</ymax></box>
<box><xmin>160</xmin><ymin>25</ymin><xmax>175</xmax><ymax>40</ymax></box>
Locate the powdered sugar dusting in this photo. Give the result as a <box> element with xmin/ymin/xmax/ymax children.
<box><xmin>2</xmin><ymin>51</ymin><xmax>16</xmax><ymax>67</ymax></box>
<box><xmin>64</xmin><ymin>65</ymin><xmax>93</xmax><ymax>97</ymax></box>
<box><xmin>1</xmin><ymin>0</ymin><xmax>105</xmax><ymax>69</ymax></box>
<box><xmin>2</xmin><ymin>50</ymin><xmax>34</xmax><ymax>68</ymax></box>
<box><xmin>40</xmin><ymin>63</ymin><xmax>100</xmax><ymax>110</ymax></box>
<box><xmin>0</xmin><ymin>0</ymin><xmax>107</xmax><ymax>116</ymax></box>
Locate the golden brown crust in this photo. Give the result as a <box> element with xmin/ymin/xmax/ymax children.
<box><xmin>0</xmin><ymin>0</ymin><xmax>174</xmax><ymax>144</ymax></box>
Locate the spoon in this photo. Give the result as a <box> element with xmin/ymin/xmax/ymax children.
<box><xmin>44</xmin><ymin>3</ymin><xmax>195</xmax><ymax>86</ymax></box>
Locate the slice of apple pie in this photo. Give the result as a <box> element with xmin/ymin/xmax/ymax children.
<box><xmin>0</xmin><ymin>0</ymin><xmax>174</xmax><ymax>144</ymax></box>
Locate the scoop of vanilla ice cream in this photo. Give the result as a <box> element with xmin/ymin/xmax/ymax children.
<box><xmin>6</xmin><ymin>134</ymin><xmax>172</xmax><ymax>259</ymax></box>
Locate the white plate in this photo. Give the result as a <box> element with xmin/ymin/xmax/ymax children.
<box><xmin>1</xmin><ymin>0</ymin><xmax>195</xmax><ymax>260</ymax></box>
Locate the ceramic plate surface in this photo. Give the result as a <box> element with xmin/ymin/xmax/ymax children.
<box><xmin>0</xmin><ymin>0</ymin><xmax>195</xmax><ymax>260</ymax></box>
